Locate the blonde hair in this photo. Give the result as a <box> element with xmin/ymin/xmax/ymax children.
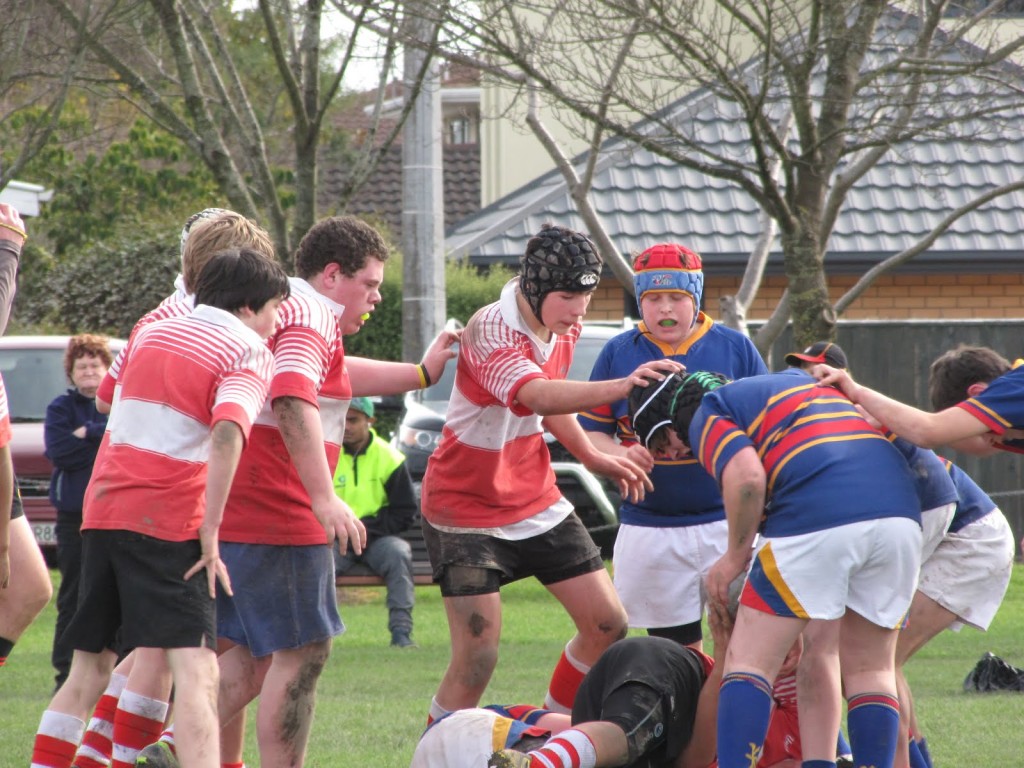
<box><xmin>181</xmin><ymin>212</ymin><xmax>276</xmax><ymax>293</ymax></box>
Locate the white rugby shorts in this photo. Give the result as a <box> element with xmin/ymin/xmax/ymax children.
<box><xmin>742</xmin><ymin>517</ymin><xmax>922</xmax><ymax>628</ymax></box>
<box><xmin>612</xmin><ymin>519</ymin><xmax>729</xmax><ymax>628</ymax></box>
<box><xmin>918</xmin><ymin>509</ymin><xmax>1015</xmax><ymax>631</ymax></box>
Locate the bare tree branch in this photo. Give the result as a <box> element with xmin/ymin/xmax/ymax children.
<box><xmin>835</xmin><ymin>177</ymin><xmax>1024</xmax><ymax>315</ymax></box>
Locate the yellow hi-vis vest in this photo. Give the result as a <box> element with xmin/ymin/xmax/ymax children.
<box><xmin>331</xmin><ymin>430</ymin><xmax>406</xmax><ymax>519</ymax></box>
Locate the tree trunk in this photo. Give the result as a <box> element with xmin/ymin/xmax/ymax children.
<box><xmin>782</xmin><ymin>225</ymin><xmax>835</xmax><ymax>347</ymax></box>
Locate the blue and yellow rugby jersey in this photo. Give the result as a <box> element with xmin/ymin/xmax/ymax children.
<box><xmin>885</xmin><ymin>434</ymin><xmax>957</xmax><ymax>512</ymax></box>
<box><xmin>577</xmin><ymin>317</ymin><xmax>767</xmax><ymax>527</ymax></box>
<box><xmin>941</xmin><ymin>458</ymin><xmax>997</xmax><ymax>533</ymax></box>
<box><xmin>690</xmin><ymin>369</ymin><xmax>920</xmax><ymax>537</ymax></box>
<box><xmin>957</xmin><ymin>359</ymin><xmax>1024</xmax><ymax>454</ymax></box>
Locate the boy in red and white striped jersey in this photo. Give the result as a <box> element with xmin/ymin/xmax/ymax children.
<box><xmin>86</xmin><ymin>209</ymin><xmax>278</xmax><ymax>768</ymax></box>
<box><xmin>213</xmin><ymin>215</ymin><xmax>457</xmax><ymax>767</ymax></box>
<box><xmin>30</xmin><ymin>248</ymin><xmax>290</xmax><ymax>768</ymax></box>
<box><xmin>420</xmin><ymin>224</ymin><xmax>682</xmax><ymax>723</ymax></box>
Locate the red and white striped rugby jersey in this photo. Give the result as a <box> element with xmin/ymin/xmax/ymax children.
<box><xmin>83</xmin><ymin>305</ymin><xmax>274</xmax><ymax>541</ymax></box>
<box><xmin>97</xmin><ymin>293</ymin><xmax>194</xmax><ymax>405</ymax></box>
<box><xmin>422</xmin><ymin>280</ymin><xmax>580</xmax><ymax>529</ymax></box>
<box><xmin>220</xmin><ymin>277</ymin><xmax>353</xmax><ymax>545</ymax></box>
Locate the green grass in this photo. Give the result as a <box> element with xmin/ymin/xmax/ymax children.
<box><xmin>3</xmin><ymin>567</ymin><xmax>1024</xmax><ymax>767</ymax></box>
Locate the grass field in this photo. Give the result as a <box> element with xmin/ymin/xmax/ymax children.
<box><xmin>3</xmin><ymin>567</ymin><xmax>1024</xmax><ymax>767</ymax></box>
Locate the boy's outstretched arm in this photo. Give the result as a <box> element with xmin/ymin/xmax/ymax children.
<box><xmin>517</xmin><ymin>358</ymin><xmax>684</xmax><ymax>416</ymax></box>
<box><xmin>544</xmin><ymin>413</ymin><xmax>653</xmax><ymax>503</ymax></box>
<box><xmin>346</xmin><ymin>326</ymin><xmax>460</xmax><ymax>396</ymax></box>
<box><xmin>811</xmin><ymin>363</ymin><xmax>990</xmax><ymax>448</ymax></box>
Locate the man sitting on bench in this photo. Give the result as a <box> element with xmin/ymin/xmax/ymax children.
<box><xmin>333</xmin><ymin>397</ymin><xmax>419</xmax><ymax>648</ymax></box>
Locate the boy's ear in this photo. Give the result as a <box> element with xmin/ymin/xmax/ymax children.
<box><xmin>966</xmin><ymin>382</ymin><xmax>988</xmax><ymax>398</ymax></box>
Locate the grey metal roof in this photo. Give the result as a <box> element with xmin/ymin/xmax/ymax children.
<box><xmin>446</xmin><ymin>20</ymin><xmax>1024</xmax><ymax>275</ymax></box>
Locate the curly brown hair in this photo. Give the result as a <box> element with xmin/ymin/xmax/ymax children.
<box><xmin>64</xmin><ymin>334</ymin><xmax>114</xmax><ymax>380</ymax></box>
<box><xmin>293</xmin><ymin>216</ymin><xmax>389</xmax><ymax>279</ymax></box>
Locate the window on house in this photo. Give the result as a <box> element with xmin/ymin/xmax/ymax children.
<box><xmin>447</xmin><ymin>117</ymin><xmax>472</xmax><ymax>145</ymax></box>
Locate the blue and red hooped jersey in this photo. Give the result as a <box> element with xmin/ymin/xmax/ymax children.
<box><xmin>690</xmin><ymin>370</ymin><xmax>920</xmax><ymax>537</ymax></box>
<box><xmin>957</xmin><ymin>361</ymin><xmax>1024</xmax><ymax>454</ymax></box>
<box><xmin>942</xmin><ymin>459</ymin><xmax>997</xmax><ymax>533</ymax></box>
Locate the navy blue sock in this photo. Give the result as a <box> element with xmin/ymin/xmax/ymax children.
<box><xmin>802</xmin><ymin>761</ymin><xmax>837</xmax><ymax>768</ymax></box>
<box><xmin>836</xmin><ymin>728</ymin><xmax>852</xmax><ymax>757</ymax></box>
<box><xmin>0</xmin><ymin>635</ymin><xmax>13</xmax><ymax>667</ymax></box>
<box><xmin>716</xmin><ymin>672</ymin><xmax>772</xmax><ymax>768</ymax></box>
<box><xmin>909</xmin><ymin>738</ymin><xmax>929</xmax><ymax>768</ymax></box>
<box><xmin>917</xmin><ymin>736</ymin><xmax>934</xmax><ymax>768</ymax></box>
<box><xmin>847</xmin><ymin>692</ymin><xmax>900</xmax><ymax>768</ymax></box>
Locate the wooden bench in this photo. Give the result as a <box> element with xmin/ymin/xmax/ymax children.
<box><xmin>334</xmin><ymin>520</ymin><xmax>436</xmax><ymax>587</ymax></box>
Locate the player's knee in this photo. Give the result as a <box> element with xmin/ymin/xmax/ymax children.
<box><xmin>28</xmin><ymin>579</ymin><xmax>54</xmax><ymax>615</ymax></box>
<box><xmin>586</xmin><ymin>607</ymin><xmax>628</xmax><ymax>643</ymax></box>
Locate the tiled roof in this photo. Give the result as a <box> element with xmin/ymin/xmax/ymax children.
<box><xmin>445</xmin><ymin>17</ymin><xmax>1024</xmax><ymax>274</ymax></box>
<box><xmin>320</xmin><ymin>144</ymin><xmax>480</xmax><ymax>239</ymax></box>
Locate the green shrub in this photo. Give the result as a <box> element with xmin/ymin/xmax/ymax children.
<box><xmin>445</xmin><ymin>259</ymin><xmax>515</xmax><ymax>325</ymax></box>
<box><xmin>15</xmin><ymin>228</ymin><xmax>514</xmax><ymax>347</ymax></box>
<box><xmin>23</xmin><ymin>228</ymin><xmax>179</xmax><ymax>337</ymax></box>
<box><xmin>10</xmin><ymin>242</ymin><xmax>61</xmax><ymax>332</ymax></box>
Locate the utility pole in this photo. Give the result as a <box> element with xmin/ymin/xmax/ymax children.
<box><xmin>401</xmin><ymin>1</ymin><xmax>445</xmax><ymax>362</ymax></box>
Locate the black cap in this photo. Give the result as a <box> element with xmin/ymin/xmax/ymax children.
<box><xmin>784</xmin><ymin>341</ymin><xmax>848</xmax><ymax>370</ymax></box>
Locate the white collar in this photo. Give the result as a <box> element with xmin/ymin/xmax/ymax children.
<box><xmin>288</xmin><ymin>276</ymin><xmax>345</xmax><ymax>319</ymax></box>
<box><xmin>498</xmin><ymin>278</ymin><xmax>556</xmax><ymax>361</ymax></box>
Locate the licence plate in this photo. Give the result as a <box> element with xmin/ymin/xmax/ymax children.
<box><xmin>31</xmin><ymin>522</ymin><xmax>57</xmax><ymax>547</ymax></box>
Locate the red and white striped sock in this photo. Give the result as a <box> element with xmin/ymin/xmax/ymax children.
<box><xmin>543</xmin><ymin>643</ymin><xmax>591</xmax><ymax>714</ymax></box>
<box><xmin>110</xmin><ymin>691</ymin><xmax>169</xmax><ymax>768</ymax></box>
<box><xmin>525</xmin><ymin>730</ymin><xmax>598</xmax><ymax>768</ymax></box>
<box><xmin>31</xmin><ymin>710</ymin><xmax>86</xmax><ymax>768</ymax></box>
<box><xmin>73</xmin><ymin>671</ymin><xmax>128</xmax><ymax>768</ymax></box>
<box><xmin>427</xmin><ymin>696</ymin><xmax>451</xmax><ymax>726</ymax></box>
<box><xmin>158</xmin><ymin>724</ymin><xmax>176</xmax><ymax>752</ymax></box>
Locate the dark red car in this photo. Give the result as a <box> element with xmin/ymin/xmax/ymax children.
<box><xmin>0</xmin><ymin>335</ymin><xmax>123</xmax><ymax>562</ymax></box>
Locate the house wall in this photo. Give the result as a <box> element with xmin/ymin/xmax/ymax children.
<box><xmin>707</xmin><ymin>273</ymin><xmax>1024</xmax><ymax>321</ymax></box>
<box><xmin>585</xmin><ymin>272</ymin><xmax>1024</xmax><ymax>322</ymax></box>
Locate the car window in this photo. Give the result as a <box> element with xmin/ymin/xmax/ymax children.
<box><xmin>421</xmin><ymin>350</ymin><xmax>457</xmax><ymax>404</ymax></box>
<box><xmin>0</xmin><ymin>348</ymin><xmax>67</xmax><ymax>422</ymax></box>
<box><xmin>566</xmin><ymin>335</ymin><xmax>607</xmax><ymax>382</ymax></box>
